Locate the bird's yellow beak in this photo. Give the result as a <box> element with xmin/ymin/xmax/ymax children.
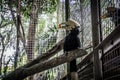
<box><xmin>58</xmin><ymin>24</ymin><xmax>62</xmax><ymax>28</ymax></box>
<box><xmin>101</xmin><ymin>13</ymin><xmax>109</xmax><ymax>19</ymax></box>
<box><xmin>58</xmin><ymin>22</ymin><xmax>66</xmax><ymax>28</ymax></box>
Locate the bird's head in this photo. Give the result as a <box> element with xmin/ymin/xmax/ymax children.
<box><xmin>58</xmin><ymin>19</ymin><xmax>80</xmax><ymax>30</ymax></box>
<box><xmin>101</xmin><ymin>7</ymin><xmax>116</xmax><ymax>19</ymax></box>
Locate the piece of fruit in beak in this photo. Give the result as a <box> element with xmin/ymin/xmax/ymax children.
<box><xmin>101</xmin><ymin>13</ymin><xmax>108</xmax><ymax>19</ymax></box>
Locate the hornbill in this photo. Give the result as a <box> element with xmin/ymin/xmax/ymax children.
<box><xmin>101</xmin><ymin>7</ymin><xmax>120</xmax><ymax>27</ymax></box>
<box><xmin>58</xmin><ymin>19</ymin><xmax>81</xmax><ymax>80</ymax></box>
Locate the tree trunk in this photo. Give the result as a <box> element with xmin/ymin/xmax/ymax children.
<box><xmin>14</xmin><ymin>0</ymin><xmax>21</xmax><ymax>69</ymax></box>
<box><xmin>2</xmin><ymin>49</ymin><xmax>87</xmax><ymax>80</ymax></box>
<box><xmin>26</xmin><ymin>0</ymin><xmax>38</xmax><ymax>62</ymax></box>
<box><xmin>25</xmin><ymin>0</ymin><xmax>38</xmax><ymax>80</ymax></box>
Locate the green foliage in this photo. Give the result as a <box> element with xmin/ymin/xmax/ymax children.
<box><xmin>21</xmin><ymin>0</ymin><xmax>33</xmax><ymax>18</ymax></box>
<box><xmin>0</xmin><ymin>0</ymin><xmax>58</xmax><ymax>77</ymax></box>
<box><xmin>0</xmin><ymin>0</ymin><xmax>57</xmax><ymax>18</ymax></box>
<box><xmin>20</xmin><ymin>0</ymin><xmax>57</xmax><ymax>18</ymax></box>
<box><xmin>83</xmin><ymin>0</ymin><xmax>89</xmax><ymax>8</ymax></box>
<box><xmin>0</xmin><ymin>15</ymin><xmax>14</xmax><ymax>28</ymax></box>
<box><xmin>38</xmin><ymin>0</ymin><xmax>57</xmax><ymax>13</ymax></box>
<box><xmin>48</xmin><ymin>25</ymin><xmax>58</xmax><ymax>33</ymax></box>
<box><xmin>38</xmin><ymin>18</ymin><xmax>46</xmax><ymax>28</ymax></box>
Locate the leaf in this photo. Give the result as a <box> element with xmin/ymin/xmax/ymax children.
<box><xmin>0</xmin><ymin>21</ymin><xmax>13</xmax><ymax>28</ymax></box>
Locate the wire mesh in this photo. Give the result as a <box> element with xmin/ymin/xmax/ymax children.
<box><xmin>37</xmin><ymin>0</ymin><xmax>67</xmax><ymax>79</ymax></box>
<box><xmin>100</xmin><ymin>1</ymin><xmax>120</xmax><ymax>80</ymax></box>
<box><xmin>100</xmin><ymin>0</ymin><xmax>120</xmax><ymax>39</ymax></box>
<box><xmin>68</xmin><ymin>0</ymin><xmax>94</xmax><ymax>80</ymax></box>
<box><xmin>35</xmin><ymin>0</ymin><xmax>120</xmax><ymax>80</ymax></box>
<box><xmin>69</xmin><ymin>0</ymin><xmax>93</xmax><ymax>52</ymax></box>
<box><xmin>35</xmin><ymin>27</ymin><xmax>57</xmax><ymax>80</ymax></box>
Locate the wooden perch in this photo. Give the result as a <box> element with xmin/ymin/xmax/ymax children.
<box><xmin>2</xmin><ymin>39</ymin><xmax>64</xmax><ymax>80</ymax></box>
<box><xmin>2</xmin><ymin>49</ymin><xmax>87</xmax><ymax>80</ymax></box>
<box><xmin>24</xmin><ymin>39</ymin><xmax>64</xmax><ymax>68</ymax></box>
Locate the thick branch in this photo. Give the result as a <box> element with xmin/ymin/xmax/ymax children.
<box><xmin>2</xmin><ymin>49</ymin><xmax>87</xmax><ymax>80</ymax></box>
<box><xmin>2</xmin><ymin>39</ymin><xmax>64</xmax><ymax>80</ymax></box>
<box><xmin>23</xmin><ymin>39</ymin><xmax>64</xmax><ymax>68</ymax></box>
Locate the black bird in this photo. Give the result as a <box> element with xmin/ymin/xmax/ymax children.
<box><xmin>58</xmin><ymin>19</ymin><xmax>81</xmax><ymax>79</ymax></box>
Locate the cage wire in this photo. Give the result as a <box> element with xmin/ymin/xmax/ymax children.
<box><xmin>35</xmin><ymin>0</ymin><xmax>67</xmax><ymax>79</ymax></box>
<box><xmin>70</xmin><ymin>0</ymin><xmax>94</xmax><ymax>80</ymax></box>
<box><xmin>54</xmin><ymin>0</ymin><xmax>67</xmax><ymax>79</ymax></box>
<box><xmin>47</xmin><ymin>0</ymin><xmax>94</xmax><ymax>79</ymax></box>
<box><xmin>100</xmin><ymin>0</ymin><xmax>120</xmax><ymax>80</ymax></box>
<box><xmin>35</xmin><ymin>25</ymin><xmax>57</xmax><ymax>80</ymax></box>
<box><xmin>101</xmin><ymin>0</ymin><xmax>120</xmax><ymax>39</ymax></box>
<box><xmin>26</xmin><ymin>0</ymin><xmax>120</xmax><ymax>80</ymax></box>
<box><xmin>69</xmin><ymin>0</ymin><xmax>93</xmax><ymax>63</ymax></box>
<box><xmin>42</xmin><ymin>0</ymin><xmax>120</xmax><ymax>80</ymax></box>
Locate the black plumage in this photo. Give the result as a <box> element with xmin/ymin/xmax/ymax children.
<box><xmin>64</xmin><ymin>27</ymin><xmax>80</xmax><ymax>72</ymax></box>
<box><xmin>64</xmin><ymin>27</ymin><xmax>80</xmax><ymax>52</ymax></box>
<box><xmin>58</xmin><ymin>19</ymin><xmax>81</xmax><ymax>72</ymax></box>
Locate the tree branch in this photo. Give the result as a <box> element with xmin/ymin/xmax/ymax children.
<box><xmin>2</xmin><ymin>38</ymin><xmax>64</xmax><ymax>80</ymax></box>
<box><xmin>23</xmin><ymin>39</ymin><xmax>64</xmax><ymax>68</ymax></box>
<box><xmin>2</xmin><ymin>49</ymin><xmax>87</xmax><ymax>80</ymax></box>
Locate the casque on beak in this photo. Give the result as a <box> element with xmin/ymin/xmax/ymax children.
<box><xmin>58</xmin><ymin>19</ymin><xmax>80</xmax><ymax>31</ymax></box>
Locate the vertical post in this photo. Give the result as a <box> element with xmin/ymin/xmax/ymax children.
<box><xmin>65</xmin><ymin>0</ymin><xmax>70</xmax><ymax>79</ymax></box>
<box><xmin>65</xmin><ymin>0</ymin><xmax>78</xmax><ymax>80</ymax></box>
<box><xmin>79</xmin><ymin>0</ymin><xmax>84</xmax><ymax>48</ymax></box>
<box><xmin>98</xmin><ymin>0</ymin><xmax>103</xmax><ymax>42</ymax></box>
<box><xmin>98</xmin><ymin>0</ymin><xmax>104</xmax><ymax>79</ymax></box>
<box><xmin>65</xmin><ymin>0</ymin><xmax>70</xmax><ymax>21</ymax></box>
<box><xmin>90</xmin><ymin>0</ymin><xmax>102</xmax><ymax>80</ymax></box>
